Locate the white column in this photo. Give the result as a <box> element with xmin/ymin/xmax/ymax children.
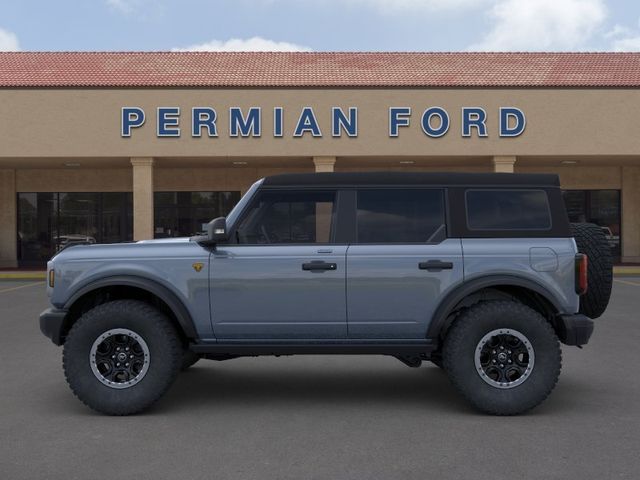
<box><xmin>131</xmin><ymin>157</ymin><xmax>154</xmax><ymax>241</ymax></box>
<box><xmin>313</xmin><ymin>156</ymin><xmax>336</xmax><ymax>173</ymax></box>
<box><xmin>493</xmin><ymin>155</ymin><xmax>517</xmax><ymax>173</ymax></box>
<box><xmin>622</xmin><ymin>166</ymin><xmax>640</xmax><ymax>263</ymax></box>
<box><xmin>0</xmin><ymin>169</ymin><xmax>17</xmax><ymax>268</ymax></box>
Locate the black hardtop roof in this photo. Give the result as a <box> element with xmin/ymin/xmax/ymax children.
<box><xmin>262</xmin><ymin>171</ymin><xmax>560</xmax><ymax>187</ymax></box>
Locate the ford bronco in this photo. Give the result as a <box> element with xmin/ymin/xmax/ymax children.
<box><xmin>39</xmin><ymin>172</ymin><xmax>612</xmax><ymax>415</ymax></box>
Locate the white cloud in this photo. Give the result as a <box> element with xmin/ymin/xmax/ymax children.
<box><xmin>468</xmin><ymin>0</ymin><xmax>607</xmax><ymax>51</ymax></box>
<box><xmin>611</xmin><ymin>35</ymin><xmax>640</xmax><ymax>51</ymax></box>
<box><xmin>604</xmin><ymin>24</ymin><xmax>631</xmax><ymax>40</ymax></box>
<box><xmin>106</xmin><ymin>0</ymin><xmax>133</xmax><ymax>13</ymax></box>
<box><xmin>106</xmin><ymin>0</ymin><xmax>151</xmax><ymax>14</ymax></box>
<box><xmin>606</xmin><ymin>21</ymin><xmax>640</xmax><ymax>51</ymax></box>
<box><xmin>0</xmin><ymin>27</ymin><xmax>20</xmax><ymax>51</ymax></box>
<box><xmin>172</xmin><ymin>36</ymin><xmax>312</xmax><ymax>52</ymax></box>
<box><xmin>346</xmin><ymin>0</ymin><xmax>488</xmax><ymax>12</ymax></box>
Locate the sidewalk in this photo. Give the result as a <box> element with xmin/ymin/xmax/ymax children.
<box><xmin>2</xmin><ymin>265</ymin><xmax>640</xmax><ymax>280</ymax></box>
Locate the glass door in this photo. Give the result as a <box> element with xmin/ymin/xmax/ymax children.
<box><xmin>17</xmin><ymin>192</ymin><xmax>133</xmax><ymax>266</ymax></box>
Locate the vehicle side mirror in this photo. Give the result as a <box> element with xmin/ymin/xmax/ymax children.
<box><xmin>207</xmin><ymin>217</ymin><xmax>228</xmax><ymax>244</ymax></box>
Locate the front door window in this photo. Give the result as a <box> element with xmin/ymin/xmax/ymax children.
<box><xmin>235</xmin><ymin>190</ymin><xmax>336</xmax><ymax>244</ymax></box>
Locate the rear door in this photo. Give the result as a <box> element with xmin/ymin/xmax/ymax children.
<box><xmin>346</xmin><ymin>188</ymin><xmax>463</xmax><ymax>339</ymax></box>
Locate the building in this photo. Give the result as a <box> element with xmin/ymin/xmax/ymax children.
<box><xmin>0</xmin><ymin>51</ymin><xmax>639</xmax><ymax>267</ymax></box>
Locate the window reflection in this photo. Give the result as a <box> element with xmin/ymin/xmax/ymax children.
<box><xmin>17</xmin><ymin>192</ymin><xmax>133</xmax><ymax>266</ymax></box>
<box><xmin>154</xmin><ymin>191</ymin><xmax>240</xmax><ymax>238</ymax></box>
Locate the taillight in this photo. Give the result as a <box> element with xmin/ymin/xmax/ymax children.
<box><xmin>575</xmin><ymin>254</ymin><xmax>588</xmax><ymax>295</ymax></box>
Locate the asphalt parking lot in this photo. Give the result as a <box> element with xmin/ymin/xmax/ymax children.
<box><xmin>1</xmin><ymin>279</ymin><xmax>639</xmax><ymax>480</ymax></box>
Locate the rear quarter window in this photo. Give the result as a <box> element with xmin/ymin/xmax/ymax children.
<box><xmin>466</xmin><ymin>189</ymin><xmax>551</xmax><ymax>230</ymax></box>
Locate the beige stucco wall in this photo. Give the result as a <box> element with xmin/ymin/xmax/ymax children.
<box><xmin>15</xmin><ymin>168</ymin><xmax>132</xmax><ymax>192</ymax></box>
<box><xmin>1</xmin><ymin>86</ymin><xmax>639</xmax><ymax>264</ymax></box>
<box><xmin>515</xmin><ymin>166</ymin><xmax>622</xmax><ymax>189</ymax></box>
<box><xmin>1</xmin><ymin>88</ymin><xmax>640</xmax><ymax>158</ymax></box>
<box><xmin>154</xmin><ymin>166</ymin><xmax>314</xmax><ymax>194</ymax></box>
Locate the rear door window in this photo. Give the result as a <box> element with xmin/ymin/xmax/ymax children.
<box><xmin>465</xmin><ymin>189</ymin><xmax>551</xmax><ymax>230</ymax></box>
<box><xmin>356</xmin><ymin>189</ymin><xmax>445</xmax><ymax>243</ymax></box>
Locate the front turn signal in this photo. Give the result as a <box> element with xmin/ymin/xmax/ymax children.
<box><xmin>48</xmin><ymin>269</ymin><xmax>55</xmax><ymax>288</ymax></box>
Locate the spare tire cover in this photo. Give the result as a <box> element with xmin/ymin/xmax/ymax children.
<box><xmin>570</xmin><ymin>223</ymin><xmax>613</xmax><ymax>319</ymax></box>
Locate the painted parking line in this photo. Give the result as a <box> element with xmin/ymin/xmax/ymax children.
<box><xmin>0</xmin><ymin>282</ymin><xmax>44</xmax><ymax>294</ymax></box>
<box><xmin>614</xmin><ymin>278</ymin><xmax>640</xmax><ymax>287</ymax></box>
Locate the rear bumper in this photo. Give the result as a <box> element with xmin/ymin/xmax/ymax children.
<box><xmin>39</xmin><ymin>308</ymin><xmax>68</xmax><ymax>346</ymax></box>
<box><xmin>557</xmin><ymin>313</ymin><xmax>594</xmax><ymax>346</ymax></box>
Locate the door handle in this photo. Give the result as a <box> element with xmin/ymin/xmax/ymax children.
<box><xmin>302</xmin><ymin>261</ymin><xmax>337</xmax><ymax>272</ymax></box>
<box><xmin>419</xmin><ymin>260</ymin><xmax>454</xmax><ymax>271</ymax></box>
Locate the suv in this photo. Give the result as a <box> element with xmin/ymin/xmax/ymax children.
<box><xmin>39</xmin><ymin>172</ymin><xmax>613</xmax><ymax>415</ymax></box>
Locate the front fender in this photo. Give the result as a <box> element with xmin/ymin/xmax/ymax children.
<box><xmin>62</xmin><ymin>274</ymin><xmax>199</xmax><ymax>339</ymax></box>
<box><xmin>50</xmin><ymin>242</ymin><xmax>212</xmax><ymax>338</ymax></box>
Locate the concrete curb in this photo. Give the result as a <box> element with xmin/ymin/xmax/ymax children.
<box><xmin>614</xmin><ymin>267</ymin><xmax>640</xmax><ymax>276</ymax></box>
<box><xmin>0</xmin><ymin>272</ymin><xmax>46</xmax><ymax>280</ymax></box>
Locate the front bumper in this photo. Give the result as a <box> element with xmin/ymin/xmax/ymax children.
<box><xmin>556</xmin><ymin>313</ymin><xmax>594</xmax><ymax>346</ymax></box>
<box><xmin>39</xmin><ymin>308</ymin><xmax>68</xmax><ymax>346</ymax></box>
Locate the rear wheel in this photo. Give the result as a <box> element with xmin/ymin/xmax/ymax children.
<box><xmin>442</xmin><ymin>300</ymin><xmax>561</xmax><ymax>415</ymax></box>
<box><xmin>63</xmin><ymin>300</ymin><xmax>182</xmax><ymax>415</ymax></box>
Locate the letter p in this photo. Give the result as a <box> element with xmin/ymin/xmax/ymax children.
<box><xmin>122</xmin><ymin>107</ymin><xmax>145</xmax><ymax>137</ymax></box>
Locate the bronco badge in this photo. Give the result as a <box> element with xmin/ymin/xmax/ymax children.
<box><xmin>192</xmin><ymin>262</ymin><xmax>204</xmax><ymax>272</ymax></box>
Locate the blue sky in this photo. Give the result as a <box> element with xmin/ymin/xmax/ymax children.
<box><xmin>1</xmin><ymin>0</ymin><xmax>640</xmax><ymax>52</ymax></box>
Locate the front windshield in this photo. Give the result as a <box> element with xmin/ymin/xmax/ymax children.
<box><xmin>225</xmin><ymin>178</ymin><xmax>263</xmax><ymax>229</ymax></box>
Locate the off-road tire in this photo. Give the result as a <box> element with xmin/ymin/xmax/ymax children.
<box><xmin>571</xmin><ymin>222</ymin><xmax>613</xmax><ymax>319</ymax></box>
<box><xmin>181</xmin><ymin>350</ymin><xmax>201</xmax><ymax>371</ymax></box>
<box><xmin>63</xmin><ymin>300</ymin><xmax>182</xmax><ymax>415</ymax></box>
<box><xmin>442</xmin><ymin>301</ymin><xmax>562</xmax><ymax>415</ymax></box>
<box><xmin>430</xmin><ymin>352</ymin><xmax>444</xmax><ymax>369</ymax></box>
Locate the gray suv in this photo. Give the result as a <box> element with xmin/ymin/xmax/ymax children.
<box><xmin>39</xmin><ymin>172</ymin><xmax>612</xmax><ymax>415</ymax></box>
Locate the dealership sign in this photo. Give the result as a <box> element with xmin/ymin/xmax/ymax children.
<box><xmin>121</xmin><ymin>106</ymin><xmax>526</xmax><ymax>138</ymax></box>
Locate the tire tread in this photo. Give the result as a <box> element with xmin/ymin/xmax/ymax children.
<box><xmin>62</xmin><ymin>299</ymin><xmax>182</xmax><ymax>415</ymax></box>
<box><xmin>443</xmin><ymin>300</ymin><xmax>562</xmax><ymax>415</ymax></box>
<box><xmin>571</xmin><ymin>222</ymin><xmax>613</xmax><ymax>319</ymax></box>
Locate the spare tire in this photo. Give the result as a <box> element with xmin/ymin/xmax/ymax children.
<box><xmin>570</xmin><ymin>223</ymin><xmax>613</xmax><ymax>319</ymax></box>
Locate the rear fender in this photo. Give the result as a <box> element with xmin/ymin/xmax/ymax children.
<box><xmin>427</xmin><ymin>274</ymin><xmax>564</xmax><ymax>339</ymax></box>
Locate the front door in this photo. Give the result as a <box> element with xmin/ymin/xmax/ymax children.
<box><xmin>210</xmin><ymin>189</ymin><xmax>347</xmax><ymax>339</ymax></box>
<box><xmin>346</xmin><ymin>188</ymin><xmax>464</xmax><ymax>339</ymax></box>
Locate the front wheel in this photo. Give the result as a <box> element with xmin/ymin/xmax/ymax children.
<box><xmin>181</xmin><ymin>350</ymin><xmax>201</xmax><ymax>371</ymax></box>
<box><xmin>63</xmin><ymin>300</ymin><xmax>183</xmax><ymax>415</ymax></box>
<box><xmin>442</xmin><ymin>301</ymin><xmax>562</xmax><ymax>415</ymax></box>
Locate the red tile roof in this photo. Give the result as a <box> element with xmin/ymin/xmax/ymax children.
<box><xmin>1</xmin><ymin>52</ymin><xmax>639</xmax><ymax>88</ymax></box>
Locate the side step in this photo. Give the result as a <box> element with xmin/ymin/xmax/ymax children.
<box><xmin>190</xmin><ymin>340</ymin><xmax>437</xmax><ymax>357</ymax></box>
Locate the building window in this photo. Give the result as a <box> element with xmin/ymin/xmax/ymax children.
<box><xmin>562</xmin><ymin>189</ymin><xmax>621</xmax><ymax>261</ymax></box>
<box><xmin>154</xmin><ymin>191</ymin><xmax>240</xmax><ymax>238</ymax></box>
<box><xmin>17</xmin><ymin>192</ymin><xmax>132</xmax><ymax>266</ymax></box>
